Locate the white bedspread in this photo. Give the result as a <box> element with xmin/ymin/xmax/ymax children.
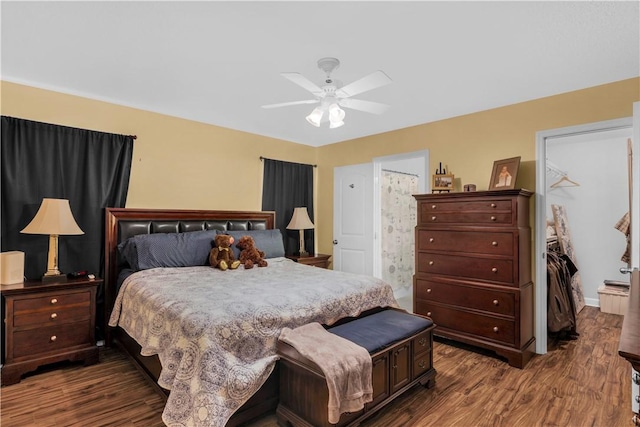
<box><xmin>108</xmin><ymin>257</ymin><xmax>398</xmax><ymax>427</ymax></box>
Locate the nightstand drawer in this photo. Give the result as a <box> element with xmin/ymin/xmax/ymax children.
<box><xmin>13</xmin><ymin>291</ymin><xmax>90</xmax><ymax>314</ymax></box>
<box><xmin>14</xmin><ymin>304</ymin><xmax>91</xmax><ymax>328</ymax></box>
<box><xmin>13</xmin><ymin>322</ymin><xmax>92</xmax><ymax>359</ymax></box>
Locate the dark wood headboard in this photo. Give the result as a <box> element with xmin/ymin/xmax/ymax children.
<box><xmin>104</xmin><ymin>208</ymin><xmax>276</xmax><ymax>343</ymax></box>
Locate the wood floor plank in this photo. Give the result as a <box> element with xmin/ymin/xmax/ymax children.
<box><xmin>0</xmin><ymin>307</ymin><xmax>632</xmax><ymax>427</ymax></box>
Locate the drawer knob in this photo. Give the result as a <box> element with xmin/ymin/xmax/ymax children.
<box><xmin>429</xmin><ymin>261</ymin><xmax>434</xmax><ymax>266</ymax></box>
<box><xmin>491</xmin><ymin>267</ymin><xmax>498</xmax><ymax>273</ymax></box>
<box><xmin>50</xmin><ymin>335</ymin><xmax>57</xmax><ymax>342</ymax></box>
<box><xmin>635</xmin><ymin>395</ymin><xmax>640</xmax><ymax>403</ymax></box>
<box><xmin>418</xmin><ymin>360</ymin><xmax>426</xmax><ymax>369</ymax></box>
<box><xmin>490</xmin><ymin>203</ymin><xmax>497</xmax><ymax>208</ymax></box>
<box><xmin>426</xmin><ymin>288</ymin><xmax>432</xmax><ymax>293</ymax></box>
<box><xmin>50</xmin><ymin>313</ymin><xmax>58</xmax><ymax>319</ymax></box>
<box><xmin>429</xmin><ymin>238</ymin><xmax>434</xmax><ymax>243</ymax></box>
<box><xmin>431</xmin><ymin>205</ymin><xmax>437</xmax><ymax>209</ymax></box>
<box><xmin>431</xmin><ymin>216</ymin><xmax>437</xmax><ymax>221</ymax></box>
<box><xmin>50</xmin><ymin>298</ymin><xmax>58</xmax><ymax>304</ymax></box>
<box><xmin>418</xmin><ymin>337</ymin><xmax>427</xmax><ymax>346</ymax></box>
<box><xmin>490</xmin><ymin>216</ymin><xmax>497</xmax><ymax>221</ymax></box>
<box><xmin>491</xmin><ymin>241</ymin><xmax>498</xmax><ymax>246</ymax></box>
<box><xmin>493</xmin><ymin>299</ymin><xmax>499</xmax><ymax>306</ymax></box>
<box><xmin>493</xmin><ymin>327</ymin><xmax>499</xmax><ymax>333</ymax></box>
<box><xmin>426</xmin><ymin>312</ymin><xmax>432</xmax><ymax>317</ymax></box>
<box><xmin>633</xmin><ymin>372</ymin><xmax>640</xmax><ymax>385</ymax></box>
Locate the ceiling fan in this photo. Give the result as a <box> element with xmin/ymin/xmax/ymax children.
<box><xmin>261</xmin><ymin>57</ymin><xmax>392</xmax><ymax>129</ymax></box>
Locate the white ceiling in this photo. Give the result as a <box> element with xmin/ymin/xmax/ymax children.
<box><xmin>2</xmin><ymin>1</ymin><xmax>639</xmax><ymax>147</ymax></box>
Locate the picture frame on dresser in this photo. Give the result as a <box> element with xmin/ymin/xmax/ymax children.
<box><xmin>432</xmin><ymin>174</ymin><xmax>454</xmax><ymax>191</ymax></box>
<box><xmin>489</xmin><ymin>156</ymin><xmax>521</xmax><ymax>190</ymax></box>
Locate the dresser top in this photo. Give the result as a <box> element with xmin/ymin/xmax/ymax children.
<box><xmin>414</xmin><ymin>189</ymin><xmax>533</xmax><ymax>201</ymax></box>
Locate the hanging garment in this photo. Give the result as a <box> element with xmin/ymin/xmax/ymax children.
<box><xmin>614</xmin><ymin>212</ymin><xmax>631</xmax><ymax>264</ymax></box>
<box><xmin>547</xmin><ymin>252</ymin><xmax>579</xmax><ymax>338</ymax></box>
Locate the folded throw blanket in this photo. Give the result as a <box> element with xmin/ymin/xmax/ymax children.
<box><xmin>279</xmin><ymin>322</ymin><xmax>373</xmax><ymax>424</ymax></box>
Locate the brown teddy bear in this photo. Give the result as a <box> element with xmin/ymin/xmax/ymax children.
<box><xmin>235</xmin><ymin>235</ymin><xmax>268</xmax><ymax>269</ymax></box>
<box><xmin>209</xmin><ymin>234</ymin><xmax>241</xmax><ymax>271</ymax></box>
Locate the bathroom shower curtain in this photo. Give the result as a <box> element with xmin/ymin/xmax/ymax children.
<box><xmin>380</xmin><ymin>170</ymin><xmax>419</xmax><ymax>299</ymax></box>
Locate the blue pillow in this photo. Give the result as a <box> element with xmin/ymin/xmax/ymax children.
<box><xmin>216</xmin><ymin>229</ymin><xmax>285</xmax><ymax>259</ymax></box>
<box><xmin>118</xmin><ymin>230</ymin><xmax>215</xmax><ymax>271</ymax></box>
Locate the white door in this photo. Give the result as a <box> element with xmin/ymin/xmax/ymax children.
<box><xmin>333</xmin><ymin>163</ymin><xmax>373</xmax><ymax>275</ymax></box>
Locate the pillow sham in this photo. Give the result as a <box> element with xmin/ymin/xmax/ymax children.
<box><xmin>216</xmin><ymin>229</ymin><xmax>285</xmax><ymax>259</ymax></box>
<box><xmin>118</xmin><ymin>229</ymin><xmax>215</xmax><ymax>271</ymax></box>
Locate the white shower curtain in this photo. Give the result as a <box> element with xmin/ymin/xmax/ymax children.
<box><xmin>381</xmin><ymin>170</ymin><xmax>418</xmax><ymax>299</ymax></box>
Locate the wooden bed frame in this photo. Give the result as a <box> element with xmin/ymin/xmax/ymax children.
<box><xmin>104</xmin><ymin>208</ymin><xmax>279</xmax><ymax>426</ymax></box>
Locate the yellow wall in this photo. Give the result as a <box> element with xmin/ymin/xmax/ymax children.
<box><xmin>315</xmin><ymin>78</ymin><xmax>640</xmax><ymax>255</ymax></box>
<box><xmin>2</xmin><ymin>78</ymin><xmax>639</xmax><ymax>259</ymax></box>
<box><xmin>0</xmin><ymin>81</ymin><xmax>317</xmax><ymax>211</ymax></box>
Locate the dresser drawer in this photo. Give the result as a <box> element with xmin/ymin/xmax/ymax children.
<box><xmin>415</xmin><ymin>302</ymin><xmax>515</xmax><ymax>346</ymax></box>
<box><xmin>12</xmin><ymin>322</ymin><xmax>92</xmax><ymax>359</ymax></box>
<box><xmin>417</xmin><ymin>229</ymin><xmax>514</xmax><ymax>256</ymax></box>
<box><xmin>420</xmin><ymin>211</ymin><xmax>513</xmax><ymax>226</ymax></box>
<box><xmin>420</xmin><ymin>199</ymin><xmax>512</xmax><ymax>213</ymax></box>
<box><xmin>415</xmin><ymin>278</ymin><xmax>515</xmax><ymax>316</ymax></box>
<box><xmin>13</xmin><ymin>291</ymin><xmax>90</xmax><ymax>314</ymax></box>
<box><xmin>417</xmin><ymin>252</ymin><xmax>513</xmax><ymax>283</ymax></box>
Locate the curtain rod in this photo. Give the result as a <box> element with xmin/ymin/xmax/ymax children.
<box><xmin>260</xmin><ymin>156</ymin><xmax>317</xmax><ymax>168</ymax></box>
<box><xmin>382</xmin><ymin>168</ymin><xmax>419</xmax><ymax>177</ymax></box>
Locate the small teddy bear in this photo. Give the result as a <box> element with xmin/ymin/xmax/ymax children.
<box><xmin>235</xmin><ymin>235</ymin><xmax>268</xmax><ymax>269</ymax></box>
<box><xmin>209</xmin><ymin>234</ymin><xmax>241</xmax><ymax>271</ymax></box>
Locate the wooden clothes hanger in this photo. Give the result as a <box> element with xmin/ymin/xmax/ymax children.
<box><xmin>550</xmin><ymin>175</ymin><xmax>580</xmax><ymax>188</ymax></box>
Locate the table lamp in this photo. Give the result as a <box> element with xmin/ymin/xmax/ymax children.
<box><xmin>21</xmin><ymin>198</ymin><xmax>84</xmax><ymax>282</ymax></box>
<box><xmin>286</xmin><ymin>207</ymin><xmax>314</xmax><ymax>257</ymax></box>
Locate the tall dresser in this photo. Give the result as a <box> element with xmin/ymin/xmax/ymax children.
<box><xmin>413</xmin><ymin>189</ymin><xmax>534</xmax><ymax>368</ymax></box>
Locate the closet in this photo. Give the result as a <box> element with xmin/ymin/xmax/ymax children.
<box><xmin>544</xmin><ymin>127</ymin><xmax>632</xmax><ymax>332</ymax></box>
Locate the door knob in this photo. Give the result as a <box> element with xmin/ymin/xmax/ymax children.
<box><xmin>332</xmin><ymin>240</ymin><xmax>338</xmax><ymax>245</ymax></box>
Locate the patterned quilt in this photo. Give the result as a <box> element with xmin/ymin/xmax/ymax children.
<box><xmin>108</xmin><ymin>257</ymin><xmax>398</xmax><ymax>426</ymax></box>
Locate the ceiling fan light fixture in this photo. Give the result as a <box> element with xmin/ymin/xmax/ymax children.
<box><xmin>329</xmin><ymin>103</ymin><xmax>345</xmax><ymax>128</ymax></box>
<box><xmin>306</xmin><ymin>107</ymin><xmax>323</xmax><ymax>127</ymax></box>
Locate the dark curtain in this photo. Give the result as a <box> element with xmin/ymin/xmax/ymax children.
<box><xmin>1</xmin><ymin>116</ymin><xmax>134</xmax><ymax>337</ymax></box>
<box><xmin>261</xmin><ymin>158</ymin><xmax>314</xmax><ymax>255</ymax></box>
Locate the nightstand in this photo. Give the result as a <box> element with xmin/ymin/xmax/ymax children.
<box><xmin>286</xmin><ymin>253</ymin><xmax>332</xmax><ymax>269</ymax></box>
<box><xmin>1</xmin><ymin>277</ymin><xmax>101</xmax><ymax>385</ymax></box>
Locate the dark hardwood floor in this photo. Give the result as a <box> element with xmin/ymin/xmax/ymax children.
<box><xmin>0</xmin><ymin>306</ymin><xmax>631</xmax><ymax>426</ymax></box>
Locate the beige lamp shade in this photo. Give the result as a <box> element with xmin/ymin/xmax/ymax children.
<box><xmin>21</xmin><ymin>198</ymin><xmax>83</xmax><ymax>282</ymax></box>
<box><xmin>286</xmin><ymin>207</ymin><xmax>314</xmax><ymax>257</ymax></box>
<box><xmin>286</xmin><ymin>207</ymin><xmax>314</xmax><ymax>230</ymax></box>
<box><xmin>21</xmin><ymin>198</ymin><xmax>84</xmax><ymax>236</ymax></box>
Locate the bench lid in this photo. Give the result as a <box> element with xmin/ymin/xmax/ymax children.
<box><xmin>328</xmin><ymin>309</ymin><xmax>433</xmax><ymax>353</ymax></box>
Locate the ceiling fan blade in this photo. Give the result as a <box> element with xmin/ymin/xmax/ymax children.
<box><xmin>339</xmin><ymin>98</ymin><xmax>390</xmax><ymax>115</ymax></box>
<box><xmin>261</xmin><ymin>99</ymin><xmax>319</xmax><ymax>109</ymax></box>
<box><xmin>281</xmin><ymin>72</ymin><xmax>325</xmax><ymax>96</ymax></box>
<box><xmin>335</xmin><ymin>70</ymin><xmax>392</xmax><ymax>98</ymax></box>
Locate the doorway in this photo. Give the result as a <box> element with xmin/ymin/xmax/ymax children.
<box><xmin>333</xmin><ymin>151</ymin><xmax>429</xmax><ymax>311</ymax></box>
<box><xmin>535</xmin><ymin>118</ymin><xmax>633</xmax><ymax>354</ymax></box>
<box><xmin>374</xmin><ymin>151</ymin><xmax>429</xmax><ymax>311</ymax></box>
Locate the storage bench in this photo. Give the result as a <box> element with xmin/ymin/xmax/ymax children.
<box><xmin>276</xmin><ymin>308</ymin><xmax>437</xmax><ymax>427</ymax></box>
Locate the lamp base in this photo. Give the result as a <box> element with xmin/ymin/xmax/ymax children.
<box><xmin>42</xmin><ymin>273</ymin><xmax>67</xmax><ymax>283</ymax></box>
<box><xmin>297</xmin><ymin>250</ymin><xmax>309</xmax><ymax>257</ymax></box>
